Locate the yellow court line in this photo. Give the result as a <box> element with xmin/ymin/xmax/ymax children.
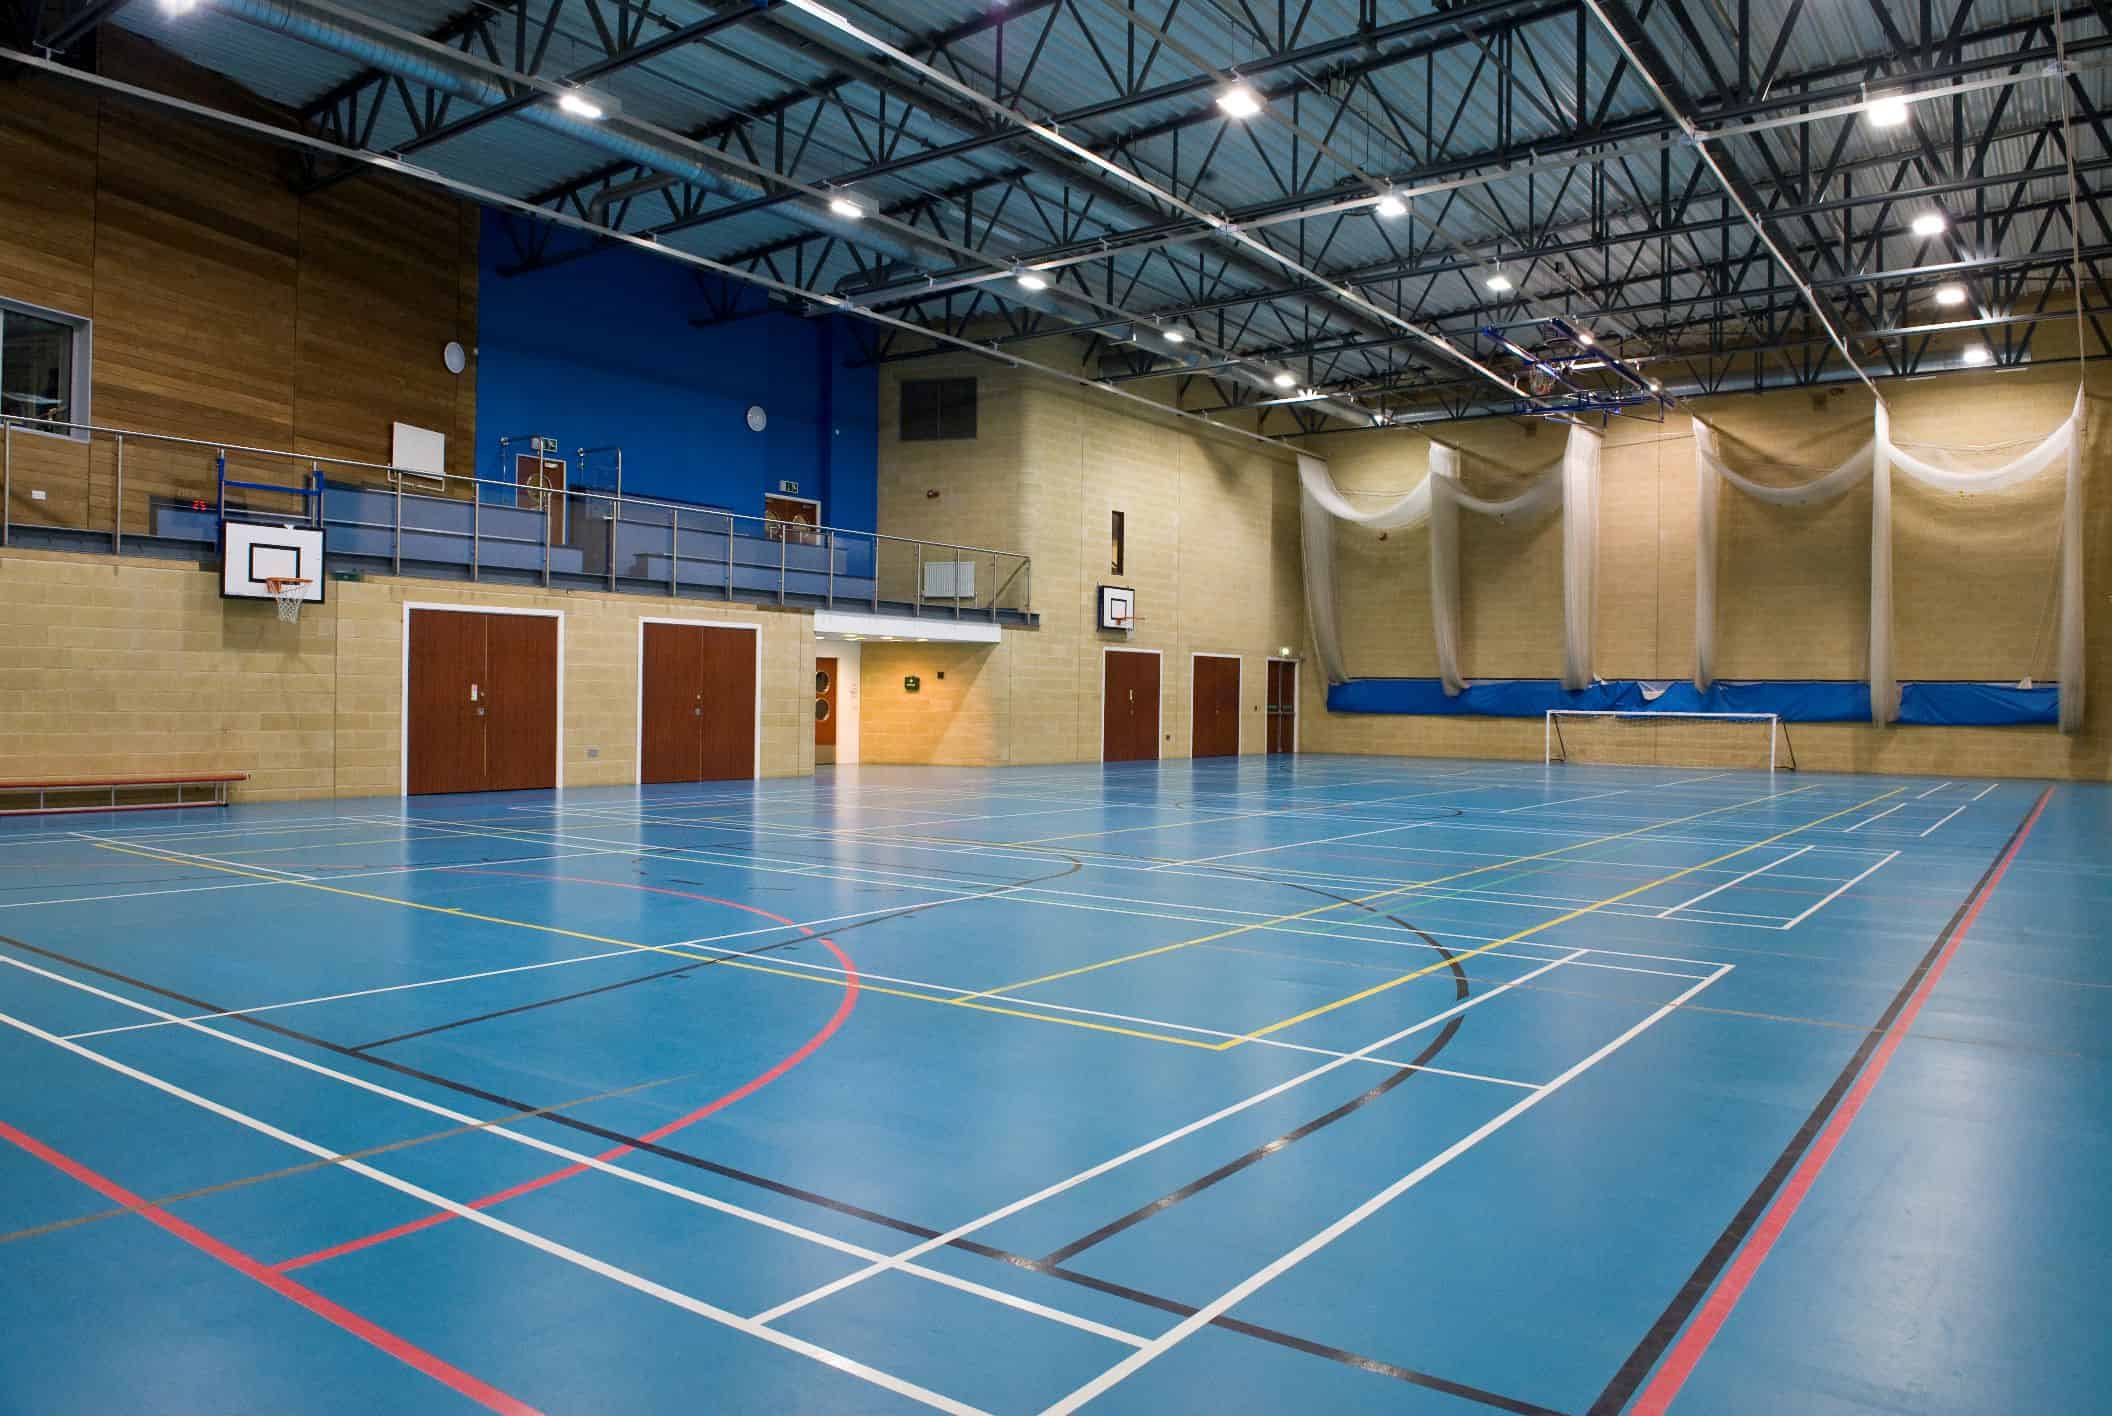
<box><xmin>86</xmin><ymin>841</ymin><xmax>1217</xmax><ymax>1051</ymax></box>
<box><xmin>1211</xmin><ymin>784</ymin><xmax>1906</xmax><ymax>1049</ymax></box>
<box><xmin>950</xmin><ymin>782</ymin><xmax>1824</xmax><ymax>1006</ymax></box>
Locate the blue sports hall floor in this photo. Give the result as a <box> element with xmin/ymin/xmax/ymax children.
<box><xmin>0</xmin><ymin>756</ymin><xmax>2103</xmax><ymax>1415</ymax></box>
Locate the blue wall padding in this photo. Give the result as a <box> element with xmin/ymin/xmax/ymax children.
<box><xmin>477</xmin><ymin>213</ymin><xmax>879</xmax><ymax>531</ymax></box>
<box><xmin>1326</xmin><ymin>678</ymin><xmax>2056</xmax><ymax>726</ymax></box>
<box><xmin>1896</xmin><ymin>681</ymin><xmax>2060</xmax><ymax>726</ymax></box>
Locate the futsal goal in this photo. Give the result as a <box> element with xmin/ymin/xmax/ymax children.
<box><xmin>1544</xmin><ymin>710</ymin><xmax>1795</xmax><ymax>772</ymax></box>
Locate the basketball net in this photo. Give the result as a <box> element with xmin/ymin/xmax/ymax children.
<box><xmin>265</xmin><ymin>577</ymin><xmax>310</xmax><ymax>624</ymax></box>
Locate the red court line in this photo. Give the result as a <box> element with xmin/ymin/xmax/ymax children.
<box><xmin>276</xmin><ymin>872</ymin><xmax>858</xmax><ymax>1272</ymax></box>
<box><xmin>1632</xmin><ymin>786</ymin><xmax>2051</xmax><ymax>1415</ymax></box>
<box><xmin>0</xmin><ymin>1117</ymin><xmax>540</xmax><ymax>1416</ymax></box>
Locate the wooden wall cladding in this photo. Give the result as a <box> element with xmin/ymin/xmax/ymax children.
<box><xmin>0</xmin><ymin>32</ymin><xmax>479</xmax><ymax>534</ymax></box>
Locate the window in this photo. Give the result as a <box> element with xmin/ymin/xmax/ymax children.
<box><xmin>900</xmin><ymin>376</ymin><xmax>977</xmax><ymax>441</ymax></box>
<box><xmin>1110</xmin><ymin>509</ymin><xmax>1125</xmax><ymax>575</ymax></box>
<box><xmin>0</xmin><ymin>299</ymin><xmax>89</xmax><ymax>437</ymax></box>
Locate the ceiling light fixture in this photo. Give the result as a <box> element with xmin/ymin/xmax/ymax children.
<box><xmin>1016</xmin><ymin>271</ymin><xmax>1049</xmax><ymax>292</ymax></box>
<box><xmin>1933</xmin><ymin>283</ymin><xmax>1967</xmax><ymax>307</ymax></box>
<box><xmin>1961</xmin><ymin>345</ymin><xmax>1993</xmax><ymax>366</ymax></box>
<box><xmin>1375</xmin><ymin>193</ymin><xmax>1407</xmax><ymax>219</ymax></box>
<box><xmin>1484</xmin><ymin>271</ymin><xmax>1513</xmax><ymax>293</ymax></box>
<box><xmin>1910</xmin><ymin>211</ymin><xmax>1948</xmax><ymax>237</ymax></box>
<box><xmin>1216</xmin><ymin>83</ymin><xmax>1264</xmax><ymax>119</ymax></box>
<box><xmin>161</xmin><ymin>0</ymin><xmax>198</xmax><ymax>12</ymax></box>
<box><xmin>1867</xmin><ymin>94</ymin><xmax>1910</xmax><ymax>127</ymax></box>
<box><xmin>827</xmin><ymin>195</ymin><xmax>865</xmax><ymax>220</ymax></box>
<box><xmin>1574</xmin><ymin>328</ymin><xmax>1596</xmax><ymax>346</ymax></box>
<box><xmin>1271</xmin><ymin>370</ymin><xmax>1297</xmax><ymax>389</ymax></box>
<box><xmin>557</xmin><ymin>91</ymin><xmax>605</xmax><ymax>120</ymax></box>
<box><xmin>1162</xmin><ymin>328</ymin><xmax>1186</xmax><ymax>344</ymax></box>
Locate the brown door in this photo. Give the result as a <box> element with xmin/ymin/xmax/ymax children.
<box><xmin>815</xmin><ymin>657</ymin><xmax>838</xmax><ymax>752</ymax></box>
<box><xmin>1103</xmin><ymin>650</ymin><xmax>1161</xmax><ymax>762</ymax></box>
<box><xmin>1191</xmin><ymin>656</ymin><xmax>1241</xmax><ymax>758</ymax></box>
<box><xmin>641</xmin><ymin>622</ymin><xmax>705</xmax><ymax>784</ymax></box>
<box><xmin>407</xmin><ymin>610</ymin><xmax>487</xmax><ymax>795</ymax></box>
<box><xmin>640</xmin><ymin>622</ymin><xmax>758</xmax><ymax>784</ymax></box>
<box><xmin>1266</xmin><ymin>660</ymin><xmax>1297</xmax><ymax>754</ymax></box>
<box><xmin>697</xmin><ymin>626</ymin><xmax>758</xmax><ymax>780</ymax></box>
<box><xmin>407</xmin><ymin>610</ymin><xmax>560</xmax><ymax>795</ymax></box>
<box><xmin>483</xmin><ymin>615</ymin><xmax>559</xmax><ymax>791</ymax></box>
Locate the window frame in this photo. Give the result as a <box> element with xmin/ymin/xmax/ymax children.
<box><xmin>0</xmin><ymin>296</ymin><xmax>93</xmax><ymax>443</ymax></box>
<box><xmin>899</xmin><ymin>375</ymin><xmax>978</xmax><ymax>442</ymax></box>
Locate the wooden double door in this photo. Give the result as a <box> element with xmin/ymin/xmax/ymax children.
<box><xmin>1102</xmin><ymin>649</ymin><xmax>1162</xmax><ymax>762</ymax></box>
<box><xmin>406</xmin><ymin>609</ymin><xmax>559</xmax><ymax>795</ymax></box>
<box><xmin>1266</xmin><ymin>659</ymin><xmax>1298</xmax><ymax>754</ymax></box>
<box><xmin>640</xmin><ymin>622</ymin><xmax>758</xmax><ymax>783</ymax></box>
<box><xmin>1191</xmin><ymin>655</ymin><xmax>1241</xmax><ymax>759</ymax></box>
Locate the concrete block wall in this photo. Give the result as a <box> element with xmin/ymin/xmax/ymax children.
<box><xmin>0</xmin><ymin>548</ymin><xmax>813</xmax><ymax>799</ymax></box>
<box><xmin>865</xmin><ymin>353</ymin><xmax>1306</xmax><ymax>766</ymax></box>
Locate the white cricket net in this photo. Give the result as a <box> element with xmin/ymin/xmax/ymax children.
<box><xmin>1545</xmin><ymin>710</ymin><xmax>1793</xmax><ymax>772</ymax></box>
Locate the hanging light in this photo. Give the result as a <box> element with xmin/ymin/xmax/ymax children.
<box><xmin>827</xmin><ymin>194</ymin><xmax>866</xmax><ymax>220</ymax></box>
<box><xmin>1910</xmin><ymin>211</ymin><xmax>1948</xmax><ymax>237</ymax></box>
<box><xmin>1270</xmin><ymin>370</ymin><xmax>1297</xmax><ymax>389</ymax></box>
<box><xmin>1961</xmin><ymin>345</ymin><xmax>1993</xmax><ymax>366</ymax></box>
<box><xmin>1934</xmin><ymin>283</ymin><xmax>1967</xmax><ymax>307</ymax></box>
<box><xmin>1484</xmin><ymin>270</ymin><xmax>1513</xmax><ymax>293</ymax></box>
<box><xmin>1574</xmin><ymin>328</ymin><xmax>1596</xmax><ymax>346</ymax></box>
<box><xmin>1375</xmin><ymin>193</ymin><xmax>1407</xmax><ymax>219</ymax></box>
<box><xmin>1867</xmin><ymin>94</ymin><xmax>1911</xmax><ymax>127</ymax></box>
<box><xmin>1016</xmin><ymin>270</ymin><xmax>1049</xmax><ymax>292</ymax></box>
<box><xmin>161</xmin><ymin>0</ymin><xmax>199</xmax><ymax>12</ymax></box>
<box><xmin>557</xmin><ymin>90</ymin><xmax>605</xmax><ymax>120</ymax></box>
<box><xmin>1217</xmin><ymin>83</ymin><xmax>1264</xmax><ymax>119</ymax></box>
<box><xmin>1161</xmin><ymin>328</ymin><xmax>1187</xmax><ymax>345</ymax></box>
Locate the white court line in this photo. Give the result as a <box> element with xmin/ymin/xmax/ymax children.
<box><xmin>0</xmin><ymin>1002</ymin><xmax>993</xmax><ymax>1413</ymax></box>
<box><xmin>1</xmin><ymin>844</ymin><xmax>644</xmax><ymax>912</ymax></box>
<box><xmin>1971</xmin><ymin>783</ymin><xmax>1999</xmax><ymax>801</ymax></box>
<box><xmin>1039</xmin><ymin>962</ymin><xmax>1735</xmax><ymax>1415</ymax></box>
<box><xmin>1842</xmin><ymin>803</ymin><xmax>1906</xmax><ymax>833</ymax></box>
<box><xmin>1916</xmin><ymin>780</ymin><xmax>1954</xmax><ymax>799</ymax></box>
<box><xmin>58</xmin><ymin>947</ymin><xmax>643</xmax><ymax>1040</ymax></box>
<box><xmin>747</xmin><ymin>951</ymin><xmax>1589</xmax><ymax>1329</ymax></box>
<box><xmin>1777</xmin><ymin>851</ymin><xmax>1901</xmax><ymax>930</ymax></box>
<box><xmin>0</xmin><ymin>957</ymin><xmax>1147</xmax><ymax>1358</ymax></box>
<box><xmin>70</xmin><ymin>831</ymin><xmax>321</xmax><ymax>881</ymax></box>
<box><xmin>1143</xmin><ymin>818</ymin><xmax>1442</xmax><ymax>871</ymax></box>
<box><xmin>1919</xmin><ymin>804</ymin><xmax>1968</xmax><ymax>838</ymax></box>
<box><xmin>1655</xmin><ymin>846</ymin><xmax>1814</xmax><ymax>920</ymax></box>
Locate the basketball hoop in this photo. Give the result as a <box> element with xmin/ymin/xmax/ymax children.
<box><xmin>263</xmin><ymin>577</ymin><xmax>311</xmax><ymax>624</ymax></box>
<box><xmin>1109</xmin><ymin>614</ymin><xmax>1134</xmax><ymax>633</ymax></box>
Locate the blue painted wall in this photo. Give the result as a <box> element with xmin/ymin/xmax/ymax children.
<box><xmin>475</xmin><ymin>212</ymin><xmax>877</xmax><ymax>531</ymax></box>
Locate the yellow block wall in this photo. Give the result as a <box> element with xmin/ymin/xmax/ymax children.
<box><xmin>1302</xmin><ymin>365</ymin><xmax>2112</xmax><ymax>779</ymax></box>
<box><xmin>866</xmin><ymin>357</ymin><xmax>1307</xmax><ymax>765</ymax></box>
<box><xmin>0</xmin><ymin>549</ymin><xmax>814</xmax><ymax>800</ymax></box>
<box><xmin>867</xmin><ymin>353</ymin><xmax>2108</xmax><ymax>781</ymax></box>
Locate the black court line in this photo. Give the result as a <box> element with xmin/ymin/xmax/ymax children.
<box><xmin>1586</xmin><ymin>786</ymin><xmax>2054</xmax><ymax>1415</ymax></box>
<box><xmin>0</xmin><ymin>931</ymin><xmax>1551</xmax><ymax>1416</ymax></box>
<box><xmin>347</xmin><ymin>857</ymin><xmax>1086</xmax><ymax>1051</ymax></box>
<box><xmin>1044</xmin><ymin>882</ymin><xmax>1472</xmax><ymax>1266</ymax></box>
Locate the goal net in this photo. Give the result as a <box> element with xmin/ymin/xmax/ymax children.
<box><xmin>1544</xmin><ymin>710</ymin><xmax>1794</xmax><ymax>772</ymax></box>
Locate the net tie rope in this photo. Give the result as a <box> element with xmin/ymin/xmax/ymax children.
<box><xmin>1693</xmin><ymin>389</ymin><xmax>2086</xmax><ymax>732</ymax></box>
<box><xmin>1299</xmin><ymin>423</ymin><xmax>1600</xmax><ymax>693</ymax></box>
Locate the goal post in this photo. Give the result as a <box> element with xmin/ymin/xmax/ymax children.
<box><xmin>1544</xmin><ymin>709</ymin><xmax>1795</xmax><ymax>772</ymax></box>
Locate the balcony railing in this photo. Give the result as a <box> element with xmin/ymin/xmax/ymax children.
<box><xmin>1</xmin><ymin>417</ymin><xmax>1032</xmax><ymax>621</ymax></box>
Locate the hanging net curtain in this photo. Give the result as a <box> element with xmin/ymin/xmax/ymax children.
<box><xmin>1299</xmin><ymin>423</ymin><xmax>1601</xmax><ymax>692</ymax></box>
<box><xmin>1693</xmin><ymin>389</ymin><xmax>2085</xmax><ymax>732</ymax></box>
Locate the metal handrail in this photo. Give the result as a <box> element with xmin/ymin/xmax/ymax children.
<box><xmin>2</xmin><ymin>413</ymin><xmax>1032</xmax><ymax>614</ymax></box>
<box><xmin>1</xmin><ymin>413</ymin><xmax>1025</xmax><ymax>560</ymax></box>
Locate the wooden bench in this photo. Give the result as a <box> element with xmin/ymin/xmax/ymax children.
<box><xmin>0</xmin><ymin>773</ymin><xmax>248</xmax><ymax>817</ymax></box>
